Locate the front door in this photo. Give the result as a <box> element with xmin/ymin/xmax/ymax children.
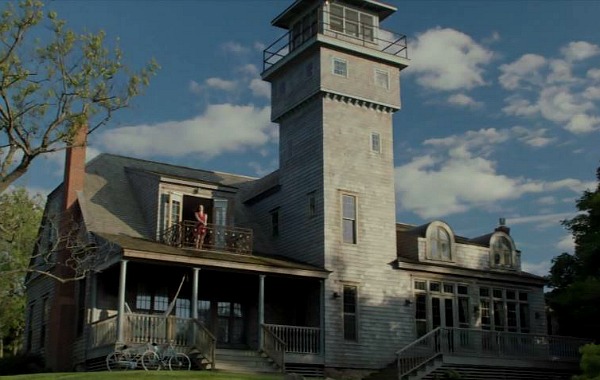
<box><xmin>217</xmin><ymin>302</ymin><xmax>245</xmax><ymax>347</ymax></box>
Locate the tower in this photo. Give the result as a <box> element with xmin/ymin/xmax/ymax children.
<box><xmin>262</xmin><ymin>0</ymin><xmax>409</xmax><ymax>368</ymax></box>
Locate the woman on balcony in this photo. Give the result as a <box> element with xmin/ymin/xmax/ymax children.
<box><xmin>195</xmin><ymin>204</ymin><xmax>208</xmax><ymax>249</ymax></box>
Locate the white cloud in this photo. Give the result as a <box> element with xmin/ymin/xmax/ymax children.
<box><xmin>521</xmin><ymin>260</ymin><xmax>551</xmax><ymax>277</ymax></box>
<box><xmin>253</xmin><ymin>41</ymin><xmax>266</xmax><ymax>52</ymax></box>
<box><xmin>205</xmin><ymin>77</ymin><xmax>237</xmax><ymax>92</ymax></box>
<box><xmin>556</xmin><ymin>234</ymin><xmax>575</xmax><ymax>253</ymax></box>
<box><xmin>511</xmin><ymin>126</ymin><xmax>555</xmax><ymax>147</ymax></box>
<box><xmin>547</xmin><ymin>59</ymin><xmax>575</xmax><ymax>84</ymax></box>
<box><xmin>565</xmin><ymin>113</ymin><xmax>600</xmax><ymax>133</ymax></box>
<box><xmin>237</xmin><ymin>64</ymin><xmax>259</xmax><ymax>77</ymax></box>
<box><xmin>249</xmin><ymin>78</ymin><xmax>271</xmax><ymax>99</ymax></box>
<box><xmin>394</xmin><ymin>129</ymin><xmax>591</xmax><ymax>218</ymax></box>
<box><xmin>583</xmin><ymin>86</ymin><xmax>600</xmax><ymax>100</ymax></box>
<box><xmin>188</xmin><ymin>80</ymin><xmax>202</xmax><ymax>95</ymax></box>
<box><xmin>587</xmin><ymin>68</ymin><xmax>600</xmax><ymax>81</ymax></box>
<box><xmin>508</xmin><ymin>212</ymin><xmax>575</xmax><ymax>226</ymax></box>
<box><xmin>447</xmin><ymin>93</ymin><xmax>482</xmax><ymax>108</ymax></box>
<box><xmin>98</xmin><ymin>104</ymin><xmax>276</xmax><ymax>158</ymax></box>
<box><xmin>499</xmin><ymin>54</ymin><xmax>546</xmax><ymax>90</ymax></box>
<box><xmin>537</xmin><ymin>196</ymin><xmax>556</xmax><ymax>205</ymax></box>
<box><xmin>221</xmin><ymin>41</ymin><xmax>250</xmax><ymax>54</ymax></box>
<box><xmin>502</xmin><ymin>96</ymin><xmax>539</xmax><ymax>117</ymax></box>
<box><xmin>408</xmin><ymin>27</ymin><xmax>493</xmax><ymax>91</ymax></box>
<box><xmin>560</xmin><ymin>41</ymin><xmax>600</xmax><ymax>62</ymax></box>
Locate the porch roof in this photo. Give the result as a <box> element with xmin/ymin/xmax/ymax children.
<box><xmin>97</xmin><ymin>232</ymin><xmax>330</xmax><ymax>279</ymax></box>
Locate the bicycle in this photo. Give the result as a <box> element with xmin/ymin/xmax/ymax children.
<box><xmin>106</xmin><ymin>344</ymin><xmax>145</xmax><ymax>371</ymax></box>
<box><xmin>140</xmin><ymin>342</ymin><xmax>191</xmax><ymax>371</ymax></box>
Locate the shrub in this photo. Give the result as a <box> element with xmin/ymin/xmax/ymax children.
<box><xmin>0</xmin><ymin>353</ymin><xmax>46</xmax><ymax>375</ymax></box>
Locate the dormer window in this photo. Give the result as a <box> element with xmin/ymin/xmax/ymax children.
<box><xmin>425</xmin><ymin>222</ymin><xmax>454</xmax><ymax>262</ymax></box>
<box><xmin>492</xmin><ymin>235</ymin><xmax>514</xmax><ymax>268</ymax></box>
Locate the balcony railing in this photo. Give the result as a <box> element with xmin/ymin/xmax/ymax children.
<box><xmin>160</xmin><ymin>220</ymin><xmax>253</xmax><ymax>255</ymax></box>
<box><xmin>263</xmin><ymin>10</ymin><xmax>408</xmax><ymax>71</ymax></box>
<box><xmin>397</xmin><ymin>327</ymin><xmax>590</xmax><ymax>379</ymax></box>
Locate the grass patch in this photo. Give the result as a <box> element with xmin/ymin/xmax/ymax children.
<box><xmin>1</xmin><ymin>370</ymin><xmax>284</xmax><ymax>380</ymax></box>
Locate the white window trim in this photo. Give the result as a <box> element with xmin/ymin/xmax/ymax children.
<box><xmin>332</xmin><ymin>57</ymin><xmax>348</xmax><ymax>78</ymax></box>
<box><xmin>490</xmin><ymin>233</ymin><xmax>516</xmax><ymax>269</ymax></box>
<box><xmin>327</xmin><ymin>3</ymin><xmax>378</xmax><ymax>42</ymax></box>
<box><xmin>374</xmin><ymin>68</ymin><xmax>390</xmax><ymax>89</ymax></box>
<box><xmin>342</xmin><ymin>283</ymin><xmax>360</xmax><ymax>342</ymax></box>
<box><xmin>341</xmin><ymin>192</ymin><xmax>358</xmax><ymax>244</ymax></box>
<box><xmin>425</xmin><ymin>221</ymin><xmax>455</xmax><ymax>262</ymax></box>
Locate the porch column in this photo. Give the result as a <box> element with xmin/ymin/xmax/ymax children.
<box><xmin>320</xmin><ymin>279</ymin><xmax>325</xmax><ymax>355</ymax></box>
<box><xmin>116</xmin><ymin>260</ymin><xmax>128</xmax><ymax>344</ymax></box>
<box><xmin>258</xmin><ymin>274</ymin><xmax>265</xmax><ymax>349</ymax></box>
<box><xmin>192</xmin><ymin>268</ymin><xmax>200</xmax><ymax>319</ymax></box>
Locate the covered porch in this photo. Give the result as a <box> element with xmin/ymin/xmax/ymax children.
<box><xmin>81</xmin><ymin>236</ymin><xmax>329</xmax><ymax>370</ymax></box>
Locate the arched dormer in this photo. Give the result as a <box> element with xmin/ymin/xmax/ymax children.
<box><xmin>425</xmin><ymin>221</ymin><xmax>456</xmax><ymax>262</ymax></box>
<box><xmin>490</xmin><ymin>232</ymin><xmax>517</xmax><ymax>269</ymax></box>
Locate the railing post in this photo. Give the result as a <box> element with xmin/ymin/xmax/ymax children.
<box><xmin>116</xmin><ymin>260</ymin><xmax>128</xmax><ymax>344</ymax></box>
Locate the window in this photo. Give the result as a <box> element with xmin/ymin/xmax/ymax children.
<box><xmin>308</xmin><ymin>191</ymin><xmax>316</xmax><ymax>218</ymax></box>
<box><xmin>270</xmin><ymin>208</ymin><xmax>280</xmax><ymax>237</ymax></box>
<box><xmin>175</xmin><ymin>298</ymin><xmax>191</xmax><ymax>319</ymax></box>
<box><xmin>413</xmin><ymin>279</ymin><xmax>471</xmax><ymax>335</ymax></box>
<box><xmin>136</xmin><ymin>284</ymin><xmax>169</xmax><ymax>314</ymax></box>
<box><xmin>371</xmin><ymin>132</ymin><xmax>381</xmax><ymax>153</ymax></box>
<box><xmin>375</xmin><ymin>69</ymin><xmax>389</xmax><ymax>89</ymax></box>
<box><xmin>26</xmin><ymin>303</ymin><xmax>34</xmax><ymax>352</ymax></box>
<box><xmin>429</xmin><ymin>226</ymin><xmax>452</xmax><ymax>261</ymax></box>
<box><xmin>492</xmin><ymin>235</ymin><xmax>514</xmax><ymax>268</ymax></box>
<box><xmin>40</xmin><ymin>296</ymin><xmax>49</xmax><ymax>348</ymax></box>
<box><xmin>343</xmin><ymin>285</ymin><xmax>358</xmax><ymax>341</ymax></box>
<box><xmin>290</xmin><ymin>8</ymin><xmax>318</xmax><ymax>51</ymax></box>
<box><xmin>342</xmin><ymin>194</ymin><xmax>357</xmax><ymax>244</ymax></box>
<box><xmin>328</xmin><ymin>3</ymin><xmax>375</xmax><ymax>42</ymax></box>
<box><xmin>478</xmin><ymin>287</ymin><xmax>530</xmax><ymax>333</ymax></box>
<box><xmin>332</xmin><ymin>57</ymin><xmax>348</xmax><ymax>77</ymax></box>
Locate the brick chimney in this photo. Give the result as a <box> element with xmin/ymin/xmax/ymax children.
<box><xmin>495</xmin><ymin>217</ymin><xmax>510</xmax><ymax>235</ymax></box>
<box><xmin>47</xmin><ymin>123</ymin><xmax>88</xmax><ymax>371</ymax></box>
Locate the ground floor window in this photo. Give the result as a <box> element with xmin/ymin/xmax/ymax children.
<box><xmin>343</xmin><ymin>285</ymin><xmax>358</xmax><ymax>341</ymax></box>
<box><xmin>479</xmin><ymin>287</ymin><xmax>530</xmax><ymax>333</ymax></box>
<box><xmin>414</xmin><ymin>280</ymin><xmax>470</xmax><ymax>337</ymax></box>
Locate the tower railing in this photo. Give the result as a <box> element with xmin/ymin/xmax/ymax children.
<box><xmin>263</xmin><ymin>10</ymin><xmax>408</xmax><ymax>71</ymax></box>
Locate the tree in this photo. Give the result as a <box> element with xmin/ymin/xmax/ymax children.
<box><xmin>0</xmin><ymin>0</ymin><xmax>158</xmax><ymax>194</ymax></box>
<box><xmin>0</xmin><ymin>188</ymin><xmax>42</xmax><ymax>357</ymax></box>
<box><xmin>547</xmin><ymin>166</ymin><xmax>600</xmax><ymax>341</ymax></box>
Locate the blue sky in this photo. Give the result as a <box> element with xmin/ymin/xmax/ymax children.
<box><xmin>15</xmin><ymin>0</ymin><xmax>600</xmax><ymax>277</ymax></box>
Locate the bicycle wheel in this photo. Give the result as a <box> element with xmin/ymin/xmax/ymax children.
<box><xmin>106</xmin><ymin>351</ymin><xmax>129</xmax><ymax>371</ymax></box>
<box><xmin>169</xmin><ymin>353</ymin><xmax>191</xmax><ymax>371</ymax></box>
<box><xmin>141</xmin><ymin>350</ymin><xmax>161</xmax><ymax>370</ymax></box>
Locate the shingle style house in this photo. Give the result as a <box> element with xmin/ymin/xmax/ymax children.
<box><xmin>25</xmin><ymin>0</ymin><xmax>586</xmax><ymax>378</ymax></box>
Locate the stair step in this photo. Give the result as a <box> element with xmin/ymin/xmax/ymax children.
<box><xmin>214</xmin><ymin>349</ymin><xmax>280</xmax><ymax>374</ymax></box>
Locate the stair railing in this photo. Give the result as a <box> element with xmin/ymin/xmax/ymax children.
<box><xmin>261</xmin><ymin>324</ymin><xmax>286</xmax><ymax>372</ymax></box>
<box><xmin>191</xmin><ymin>319</ymin><xmax>216</xmax><ymax>369</ymax></box>
<box><xmin>396</xmin><ymin>327</ymin><xmax>442</xmax><ymax>379</ymax></box>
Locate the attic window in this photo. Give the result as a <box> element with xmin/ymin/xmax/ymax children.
<box><xmin>428</xmin><ymin>226</ymin><xmax>452</xmax><ymax>262</ymax></box>
<box><xmin>492</xmin><ymin>235</ymin><xmax>514</xmax><ymax>268</ymax></box>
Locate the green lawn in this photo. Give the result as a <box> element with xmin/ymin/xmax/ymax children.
<box><xmin>1</xmin><ymin>371</ymin><xmax>285</xmax><ymax>380</ymax></box>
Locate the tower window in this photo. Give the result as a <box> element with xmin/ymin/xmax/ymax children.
<box><xmin>328</xmin><ymin>3</ymin><xmax>375</xmax><ymax>42</ymax></box>
<box><xmin>308</xmin><ymin>191</ymin><xmax>316</xmax><ymax>218</ymax></box>
<box><xmin>492</xmin><ymin>235</ymin><xmax>513</xmax><ymax>268</ymax></box>
<box><xmin>332</xmin><ymin>58</ymin><xmax>348</xmax><ymax>77</ymax></box>
<box><xmin>270</xmin><ymin>208</ymin><xmax>280</xmax><ymax>237</ymax></box>
<box><xmin>371</xmin><ymin>132</ymin><xmax>381</xmax><ymax>153</ymax></box>
<box><xmin>375</xmin><ymin>69</ymin><xmax>390</xmax><ymax>89</ymax></box>
<box><xmin>342</xmin><ymin>194</ymin><xmax>357</xmax><ymax>244</ymax></box>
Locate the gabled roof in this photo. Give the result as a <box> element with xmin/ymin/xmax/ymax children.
<box><xmin>74</xmin><ymin>154</ymin><xmax>256</xmax><ymax>239</ymax></box>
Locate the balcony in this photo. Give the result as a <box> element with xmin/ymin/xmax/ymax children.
<box><xmin>159</xmin><ymin>221</ymin><xmax>253</xmax><ymax>255</ymax></box>
<box><xmin>263</xmin><ymin>9</ymin><xmax>408</xmax><ymax>72</ymax></box>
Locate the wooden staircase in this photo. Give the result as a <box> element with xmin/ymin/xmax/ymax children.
<box><xmin>214</xmin><ymin>348</ymin><xmax>281</xmax><ymax>374</ymax></box>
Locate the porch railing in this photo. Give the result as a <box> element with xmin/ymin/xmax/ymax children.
<box><xmin>263</xmin><ymin>9</ymin><xmax>408</xmax><ymax>71</ymax></box>
<box><xmin>397</xmin><ymin>327</ymin><xmax>589</xmax><ymax>379</ymax></box>
<box><xmin>160</xmin><ymin>221</ymin><xmax>253</xmax><ymax>255</ymax></box>
<box><xmin>89</xmin><ymin>315</ymin><xmax>117</xmax><ymax>348</ymax></box>
<box><xmin>191</xmin><ymin>320</ymin><xmax>216</xmax><ymax>369</ymax></box>
<box><xmin>261</xmin><ymin>324</ymin><xmax>286</xmax><ymax>372</ymax></box>
<box><xmin>263</xmin><ymin>324</ymin><xmax>321</xmax><ymax>354</ymax></box>
<box><xmin>122</xmin><ymin>314</ymin><xmax>192</xmax><ymax>349</ymax></box>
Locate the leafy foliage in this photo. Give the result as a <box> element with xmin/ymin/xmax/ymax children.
<box><xmin>0</xmin><ymin>0</ymin><xmax>158</xmax><ymax>193</ymax></box>
<box><xmin>0</xmin><ymin>188</ymin><xmax>43</xmax><ymax>356</ymax></box>
<box><xmin>547</xmin><ymin>166</ymin><xmax>600</xmax><ymax>341</ymax></box>
<box><xmin>573</xmin><ymin>344</ymin><xmax>600</xmax><ymax>380</ymax></box>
